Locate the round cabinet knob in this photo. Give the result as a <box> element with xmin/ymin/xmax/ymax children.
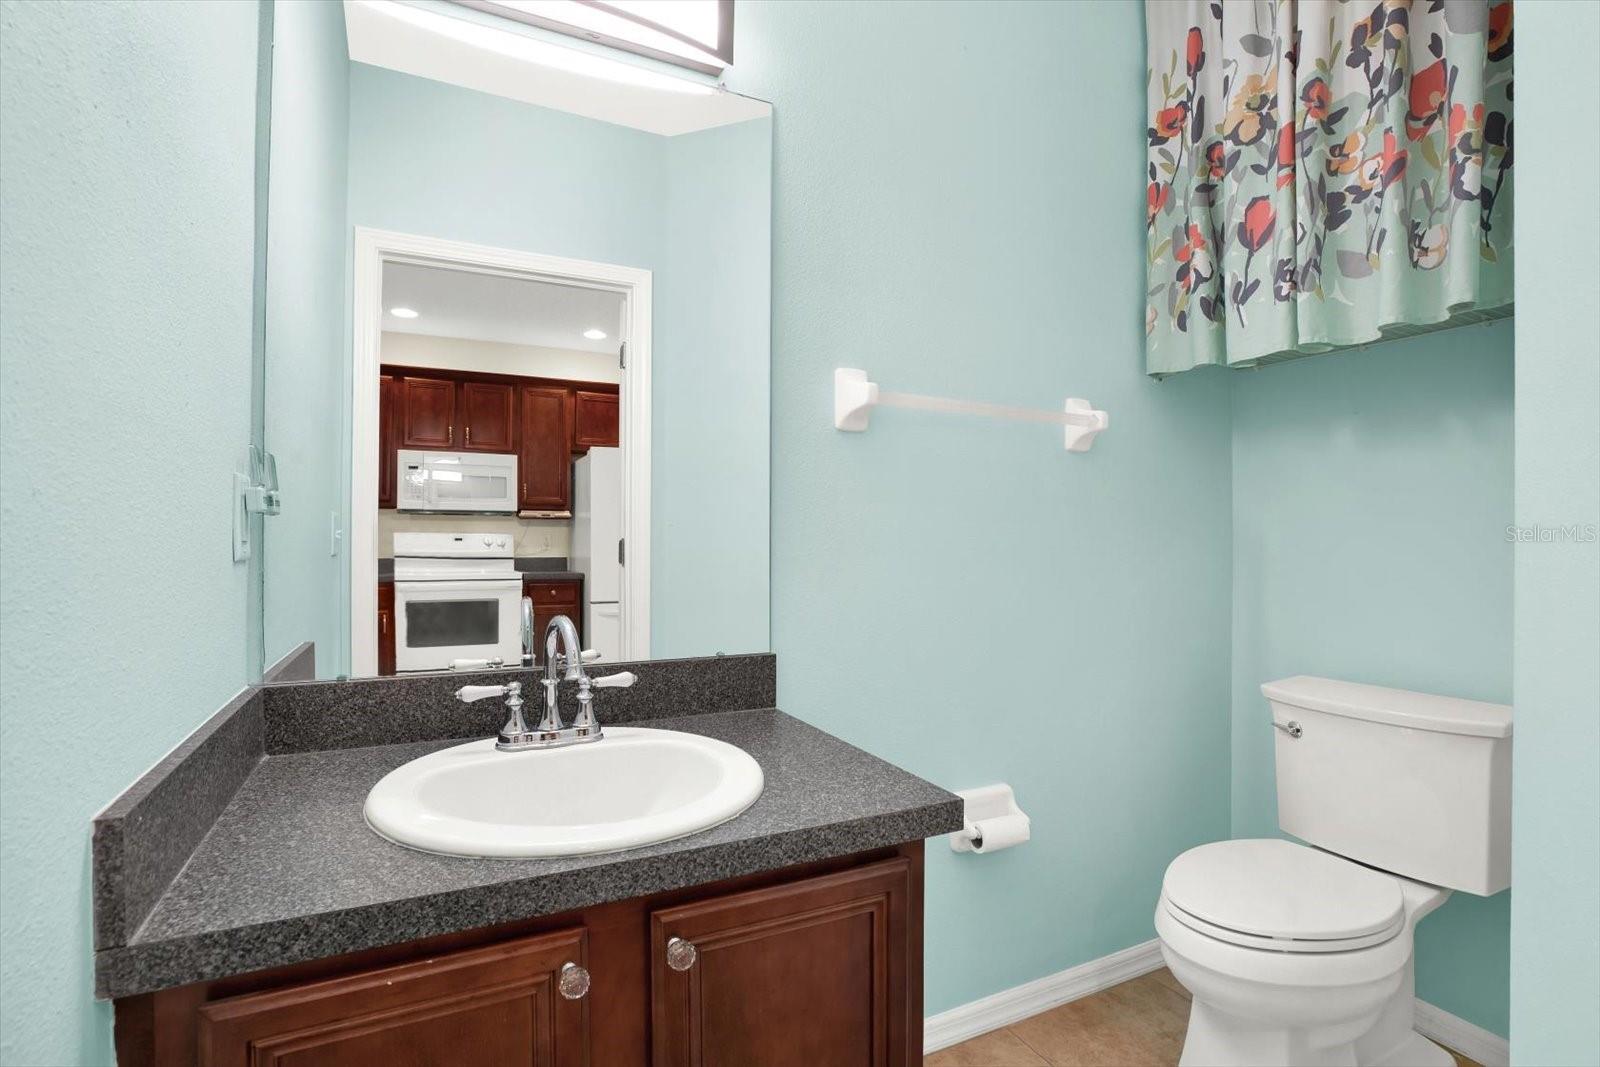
<box><xmin>666</xmin><ymin>936</ymin><xmax>698</xmax><ymax>972</ymax></box>
<box><xmin>558</xmin><ymin>962</ymin><xmax>590</xmax><ymax>1000</ymax></box>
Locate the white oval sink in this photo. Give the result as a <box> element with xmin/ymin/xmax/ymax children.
<box><xmin>365</xmin><ymin>728</ymin><xmax>764</xmax><ymax>858</ymax></box>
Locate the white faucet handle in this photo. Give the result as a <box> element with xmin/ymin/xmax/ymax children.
<box><xmin>448</xmin><ymin>657</ymin><xmax>503</xmax><ymax>671</ymax></box>
<box><xmin>590</xmin><ymin>672</ymin><xmax>636</xmax><ymax>689</ymax></box>
<box><xmin>455</xmin><ymin>684</ymin><xmax>507</xmax><ymax>703</ymax></box>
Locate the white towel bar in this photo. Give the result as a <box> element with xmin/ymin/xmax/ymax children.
<box><xmin>833</xmin><ymin>368</ymin><xmax>1108</xmax><ymax>452</ymax></box>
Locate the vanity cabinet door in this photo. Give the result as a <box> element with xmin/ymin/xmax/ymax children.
<box><xmin>650</xmin><ymin>858</ymin><xmax>913</xmax><ymax>1067</ymax></box>
<box><xmin>196</xmin><ymin>927</ymin><xmax>590</xmax><ymax>1067</ymax></box>
<box><xmin>462</xmin><ymin>380</ymin><xmax>517</xmax><ymax>453</ymax></box>
<box><xmin>572</xmin><ymin>389</ymin><xmax>619</xmax><ymax>451</ymax></box>
<box><xmin>399</xmin><ymin>375</ymin><xmax>457</xmax><ymax>449</ymax></box>
<box><xmin>520</xmin><ymin>385</ymin><xmax>574</xmax><ymax>513</ymax></box>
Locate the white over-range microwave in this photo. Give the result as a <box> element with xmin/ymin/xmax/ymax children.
<box><xmin>396</xmin><ymin>450</ymin><xmax>518</xmax><ymax>513</ymax></box>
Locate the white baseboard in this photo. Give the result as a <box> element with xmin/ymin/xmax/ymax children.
<box><xmin>1415</xmin><ymin>1000</ymin><xmax>1509</xmax><ymax>1067</ymax></box>
<box><xmin>923</xmin><ymin>941</ymin><xmax>1510</xmax><ymax>1067</ymax></box>
<box><xmin>923</xmin><ymin>939</ymin><xmax>1165</xmax><ymax>1053</ymax></box>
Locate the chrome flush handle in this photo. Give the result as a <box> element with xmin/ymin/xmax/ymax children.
<box><xmin>1274</xmin><ymin>720</ymin><xmax>1303</xmax><ymax>738</ymax></box>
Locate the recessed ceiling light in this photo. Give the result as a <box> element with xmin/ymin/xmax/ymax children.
<box><xmin>583</xmin><ymin>328</ymin><xmax>608</xmax><ymax>340</ymax></box>
<box><xmin>389</xmin><ymin>307</ymin><xmax>420</xmax><ymax>319</ymax></box>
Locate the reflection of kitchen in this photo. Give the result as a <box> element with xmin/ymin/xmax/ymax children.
<box><xmin>375</xmin><ymin>264</ymin><xmax>624</xmax><ymax>675</ymax></box>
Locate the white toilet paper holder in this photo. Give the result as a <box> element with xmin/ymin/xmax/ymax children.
<box><xmin>950</xmin><ymin>783</ymin><xmax>1030</xmax><ymax>854</ymax></box>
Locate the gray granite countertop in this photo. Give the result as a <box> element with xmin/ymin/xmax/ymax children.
<box><xmin>96</xmin><ymin>708</ymin><xmax>960</xmax><ymax>998</ymax></box>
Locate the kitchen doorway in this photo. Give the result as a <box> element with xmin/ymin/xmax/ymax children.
<box><xmin>350</xmin><ymin>229</ymin><xmax>652</xmax><ymax>676</ymax></box>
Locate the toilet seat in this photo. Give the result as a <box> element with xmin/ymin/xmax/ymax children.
<box><xmin>1162</xmin><ymin>839</ymin><xmax>1406</xmax><ymax>954</ymax></box>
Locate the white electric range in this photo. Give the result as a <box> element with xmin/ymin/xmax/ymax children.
<box><xmin>392</xmin><ymin>531</ymin><xmax>522</xmax><ymax>672</ymax></box>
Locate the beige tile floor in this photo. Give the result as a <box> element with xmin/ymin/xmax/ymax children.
<box><xmin>926</xmin><ymin>968</ymin><xmax>1485</xmax><ymax>1067</ymax></box>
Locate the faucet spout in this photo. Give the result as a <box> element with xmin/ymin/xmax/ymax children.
<box><xmin>538</xmin><ymin>614</ymin><xmax>588</xmax><ymax>733</ymax></box>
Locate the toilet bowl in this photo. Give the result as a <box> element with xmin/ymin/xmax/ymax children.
<box><xmin>1155</xmin><ymin>840</ymin><xmax>1453</xmax><ymax>1067</ymax></box>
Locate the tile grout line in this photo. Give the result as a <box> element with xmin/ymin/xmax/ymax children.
<box><xmin>1004</xmin><ymin>1024</ymin><xmax>1052</xmax><ymax>1066</ymax></box>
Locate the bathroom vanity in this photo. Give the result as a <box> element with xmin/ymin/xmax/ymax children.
<box><xmin>94</xmin><ymin>655</ymin><xmax>961</xmax><ymax>1067</ymax></box>
<box><xmin>115</xmin><ymin>845</ymin><xmax>922</xmax><ymax>1066</ymax></box>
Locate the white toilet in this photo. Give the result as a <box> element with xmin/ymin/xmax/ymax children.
<box><xmin>1156</xmin><ymin>676</ymin><xmax>1512</xmax><ymax>1067</ymax></box>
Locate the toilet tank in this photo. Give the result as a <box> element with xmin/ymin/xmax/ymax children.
<box><xmin>1265</xmin><ymin>676</ymin><xmax>1512</xmax><ymax>895</ymax></box>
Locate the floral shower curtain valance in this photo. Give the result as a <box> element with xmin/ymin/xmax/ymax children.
<box><xmin>1144</xmin><ymin>0</ymin><xmax>1514</xmax><ymax>377</ymax></box>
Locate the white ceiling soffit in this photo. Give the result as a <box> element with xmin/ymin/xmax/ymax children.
<box><xmin>383</xmin><ymin>262</ymin><xmax>625</xmax><ymax>352</ymax></box>
<box><xmin>343</xmin><ymin>0</ymin><xmax>770</xmax><ymax>136</ymax></box>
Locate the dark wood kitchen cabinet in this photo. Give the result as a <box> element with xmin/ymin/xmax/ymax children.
<box><xmin>520</xmin><ymin>385</ymin><xmax>574</xmax><ymax>514</ymax></box>
<box><xmin>195</xmin><ymin>928</ymin><xmax>589</xmax><ymax>1067</ymax></box>
<box><xmin>525</xmin><ymin>577</ymin><xmax>582</xmax><ymax>646</ymax></box>
<box><xmin>114</xmin><ymin>845</ymin><xmax>923</xmax><ymax>1067</ymax></box>
<box><xmin>461</xmin><ymin>380</ymin><xmax>517</xmax><ymax>453</ymax></box>
<box><xmin>398</xmin><ymin>375</ymin><xmax>457</xmax><ymax>449</ymax></box>
<box><xmin>376</xmin><ymin>582</ymin><xmax>395</xmax><ymax>677</ymax></box>
<box><xmin>377</xmin><ymin>366</ymin><xmax>618</xmax><ymax>510</ymax></box>
<box><xmin>572</xmin><ymin>390</ymin><xmax>620</xmax><ymax>450</ymax></box>
<box><xmin>377</xmin><ymin>375</ymin><xmax>399</xmax><ymax>508</ymax></box>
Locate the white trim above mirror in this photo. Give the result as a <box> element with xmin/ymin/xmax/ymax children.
<box><xmin>343</xmin><ymin>0</ymin><xmax>770</xmax><ymax>136</ymax></box>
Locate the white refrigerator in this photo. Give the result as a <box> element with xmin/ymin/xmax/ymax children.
<box><xmin>571</xmin><ymin>447</ymin><xmax>623</xmax><ymax>662</ymax></box>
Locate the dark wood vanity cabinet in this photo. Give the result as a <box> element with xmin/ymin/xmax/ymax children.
<box><xmin>526</xmin><ymin>577</ymin><xmax>582</xmax><ymax>645</ymax></box>
<box><xmin>195</xmin><ymin>928</ymin><xmax>589</xmax><ymax>1067</ymax></box>
<box><xmin>115</xmin><ymin>845</ymin><xmax>923</xmax><ymax>1067</ymax></box>
<box><xmin>651</xmin><ymin>859</ymin><xmax>913</xmax><ymax>1067</ymax></box>
<box><xmin>377</xmin><ymin>366</ymin><xmax>618</xmax><ymax>513</ymax></box>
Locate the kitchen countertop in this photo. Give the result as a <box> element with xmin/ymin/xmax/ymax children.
<box><xmin>377</xmin><ymin>558</ymin><xmax>584</xmax><ymax>583</ymax></box>
<box><xmin>95</xmin><ymin>707</ymin><xmax>961</xmax><ymax>998</ymax></box>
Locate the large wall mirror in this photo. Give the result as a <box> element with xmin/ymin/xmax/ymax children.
<box><xmin>255</xmin><ymin>1</ymin><xmax>771</xmax><ymax>681</ymax></box>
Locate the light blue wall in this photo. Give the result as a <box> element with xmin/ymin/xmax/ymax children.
<box><xmin>263</xmin><ymin>0</ymin><xmax>350</xmax><ymax>676</ymax></box>
<box><xmin>1230</xmin><ymin>323</ymin><xmax>1515</xmax><ymax>1036</ymax></box>
<box><xmin>345</xmin><ymin>63</ymin><xmax>771</xmax><ymax>659</ymax></box>
<box><xmin>0</xmin><ymin>2</ymin><xmax>261</xmax><ymax>1063</ymax></box>
<box><xmin>1510</xmin><ymin>6</ymin><xmax>1600</xmax><ymax>1064</ymax></box>
<box><xmin>729</xmin><ymin>0</ymin><xmax>1236</xmax><ymax>1013</ymax></box>
<box><xmin>654</xmin><ymin>120</ymin><xmax>773</xmax><ymax>656</ymax></box>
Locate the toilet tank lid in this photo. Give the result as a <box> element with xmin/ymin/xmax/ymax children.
<box><xmin>1261</xmin><ymin>676</ymin><xmax>1512</xmax><ymax>738</ymax></box>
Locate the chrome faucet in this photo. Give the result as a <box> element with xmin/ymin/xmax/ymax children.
<box><xmin>454</xmin><ymin>612</ymin><xmax>634</xmax><ymax>751</ymax></box>
<box><xmin>540</xmin><ymin>614</ymin><xmax>588</xmax><ymax>734</ymax></box>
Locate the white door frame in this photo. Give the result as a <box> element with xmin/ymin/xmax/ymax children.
<box><xmin>350</xmin><ymin>227</ymin><xmax>651</xmax><ymax>676</ymax></box>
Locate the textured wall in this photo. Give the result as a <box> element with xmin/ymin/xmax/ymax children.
<box><xmin>262</xmin><ymin>0</ymin><xmax>350</xmax><ymax>676</ymax></box>
<box><xmin>0</xmin><ymin>2</ymin><xmax>261</xmax><ymax>1062</ymax></box>
<box><xmin>1230</xmin><ymin>323</ymin><xmax>1515</xmax><ymax>1036</ymax></box>
<box><xmin>1510</xmin><ymin>5</ymin><xmax>1600</xmax><ymax>1064</ymax></box>
<box><xmin>728</xmin><ymin>1</ymin><xmax>1235</xmax><ymax>1012</ymax></box>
